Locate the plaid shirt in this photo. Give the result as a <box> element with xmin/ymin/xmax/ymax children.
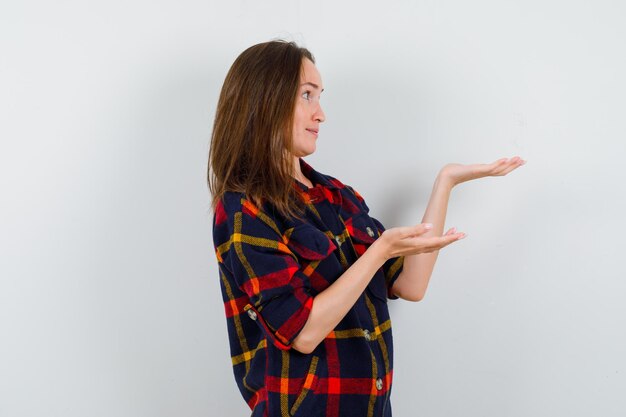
<box><xmin>212</xmin><ymin>157</ymin><xmax>405</xmax><ymax>417</ymax></box>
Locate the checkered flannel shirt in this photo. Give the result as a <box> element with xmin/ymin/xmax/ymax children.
<box><xmin>212</xmin><ymin>157</ymin><xmax>405</xmax><ymax>417</ymax></box>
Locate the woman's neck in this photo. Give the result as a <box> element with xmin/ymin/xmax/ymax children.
<box><xmin>293</xmin><ymin>156</ymin><xmax>314</xmax><ymax>188</ymax></box>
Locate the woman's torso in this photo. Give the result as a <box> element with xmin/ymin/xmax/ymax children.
<box><xmin>213</xmin><ymin>158</ymin><xmax>403</xmax><ymax>417</ymax></box>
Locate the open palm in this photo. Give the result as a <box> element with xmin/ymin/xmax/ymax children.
<box><xmin>440</xmin><ymin>156</ymin><xmax>526</xmax><ymax>186</ymax></box>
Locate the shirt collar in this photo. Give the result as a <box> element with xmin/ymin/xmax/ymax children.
<box><xmin>295</xmin><ymin>157</ymin><xmax>339</xmax><ymax>191</ymax></box>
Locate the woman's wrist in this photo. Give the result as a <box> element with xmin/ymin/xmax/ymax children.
<box><xmin>369</xmin><ymin>236</ymin><xmax>391</xmax><ymax>264</ymax></box>
<box><xmin>366</xmin><ymin>232</ymin><xmax>392</xmax><ymax>266</ymax></box>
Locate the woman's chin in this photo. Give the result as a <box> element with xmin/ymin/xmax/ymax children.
<box><xmin>294</xmin><ymin>146</ymin><xmax>316</xmax><ymax>158</ymax></box>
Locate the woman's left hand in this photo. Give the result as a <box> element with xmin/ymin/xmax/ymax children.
<box><xmin>439</xmin><ymin>156</ymin><xmax>526</xmax><ymax>187</ymax></box>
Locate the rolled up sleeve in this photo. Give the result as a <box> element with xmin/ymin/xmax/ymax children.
<box><xmin>213</xmin><ymin>195</ymin><xmax>314</xmax><ymax>349</ymax></box>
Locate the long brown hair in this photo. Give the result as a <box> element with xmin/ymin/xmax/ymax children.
<box><xmin>207</xmin><ymin>40</ymin><xmax>315</xmax><ymax>220</ymax></box>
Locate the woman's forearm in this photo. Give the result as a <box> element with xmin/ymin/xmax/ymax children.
<box><xmin>292</xmin><ymin>239</ymin><xmax>388</xmax><ymax>354</ymax></box>
<box><xmin>391</xmin><ymin>173</ymin><xmax>455</xmax><ymax>301</ymax></box>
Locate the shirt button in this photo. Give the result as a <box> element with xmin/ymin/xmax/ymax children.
<box><xmin>366</xmin><ymin>226</ymin><xmax>375</xmax><ymax>237</ymax></box>
<box><xmin>334</xmin><ymin>235</ymin><xmax>342</xmax><ymax>245</ymax></box>
<box><xmin>376</xmin><ymin>378</ymin><xmax>383</xmax><ymax>390</ymax></box>
<box><xmin>247</xmin><ymin>309</ymin><xmax>257</xmax><ymax>321</ymax></box>
<box><xmin>363</xmin><ymin>329</ymin><xmax>371</xmax><ymax>341</ymax></box>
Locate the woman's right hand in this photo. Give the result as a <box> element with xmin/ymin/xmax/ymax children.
<box><xmin>375</xmin><ymin>223</ymin><xmax>465</xmax><ymax>260</ymax></box>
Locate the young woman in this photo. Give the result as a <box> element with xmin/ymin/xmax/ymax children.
<box><xmin>208</xmin><ymin>40</ymin><xmax>525</xmax><ymax>417</ymax></box>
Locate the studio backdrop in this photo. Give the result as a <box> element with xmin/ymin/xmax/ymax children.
<box><xmin>1</xmin><ymin>1</ymin><xmax>624</xmax><ymax>416</ymax></box>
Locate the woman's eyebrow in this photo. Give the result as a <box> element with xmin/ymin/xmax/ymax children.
<box><xmin>300</xmin><ymin>82</ymin><xmax>324</xmax><ymax>92</ymax></box>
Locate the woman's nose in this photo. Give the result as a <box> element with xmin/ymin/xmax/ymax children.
<box><xmin>314</xmin><ymin>104</ymin><xmax>326</xmax><ymax>123</ymax></box>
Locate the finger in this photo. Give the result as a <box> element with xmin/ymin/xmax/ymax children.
<box><xmin>419</xmin><ymin>239</ymin><xmax>456</xmax><ymax>253</ymax></box>
<box><xmin>498</xmin><ymin>158</ymin><xmax>526</xmax><ymax>175</ymax></box>
<box><xmin>492</xmin><ymin>158</ymin><xmax>509</xmax><ymax>168</ymax></box>
<box><xmin>398</xmin><ymin>223</ymin><xmax>433</xmax><ymax>238</ymax></box>
<box><xmin>436</xmin><ymin>232</ymin><xmax>466</xmax><ymax>247</ymax></box>
<box><xmin>492</xmin><ymin>165</ymin><xmax>513</xmax><ymax>175</ymax></box>
<box><xmin>492</xmin><ymin>157</ymin><xmax>523</xmax><ymax>175</ymax></box>
<box><xmin>500</xmin><ymin>164</ymin><xmax>522</xmax><ymax>175</ymax></box>
<box><xmin>488</xmin><ymin>158</ymin><xmax>513</xmax><ymax>175</ymax></box>
<box><xmin>494</xmin><ymin>156</ymin><xmax>522</xmax><ymax>166</ymax></box>
<box><xmin>408</xmin><ymin>233</ymin><xmax>466</xmax><ymax>252</ymax></box>
<box><xmin>444</xmin><ymin>227</ymin><xmax>457</xmax><ymax>236</ymax></box>
<box><xmin>429</xmin><ymin>234</ymin><xmax>466</xmax><ymax>252</ymax></box>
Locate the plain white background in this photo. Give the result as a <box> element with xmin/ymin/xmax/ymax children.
<box><xmin>1</xmin><ymin>1</ymin><xmax>625</xmax><ymax>416</ymax></box>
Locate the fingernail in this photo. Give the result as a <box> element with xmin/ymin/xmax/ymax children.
<box><xmin>458</xmin><ymin>233</ymin><xmax>467</xmax><ymax>239</ymax></box>
<box><xmin>424</xmin><ymin>223</ymin><xmax>433</xmax><ymax>229</ymax></box>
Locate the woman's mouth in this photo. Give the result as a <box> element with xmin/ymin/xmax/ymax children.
<box><xmin>306</xmin><ymin>129</ymin><xmax>318</xmax><ymax>138</ymax></box>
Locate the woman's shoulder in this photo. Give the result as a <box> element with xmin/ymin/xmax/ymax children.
<box><xmin>216</xmin><ymin>191</ymin><xmax>270</xmax><ymax>222</ymax></box>
<box><xmin>218</xmin><ymin>191</ymin><xmax>247</xmax><ymax>211</ymax></box>
<box><xmin>214</xmin><ymin>191</ymin><xmax>290</xmax><ymax>232</ymax></box>
<box><xmin>212</xmin><ymin>191</ymin><xmax>286</xmax><ymax>250</ymax></box>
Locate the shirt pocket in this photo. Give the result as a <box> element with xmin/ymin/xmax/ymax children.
<box><xmin>289</xmin><ymin>355</ymin><xmax>322</xmax><ymax>416</ymax></box>
<box><xmin>285</xmin><ymin>223</ymin><xmax>337</xmax><ymax>261</ymax></box>
<box><xmin>345</xmin><ymin>213</ymin><xmax>389</xmax><ymax>303</ymax></box>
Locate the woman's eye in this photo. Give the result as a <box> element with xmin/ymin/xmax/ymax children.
<box><xmin>302</xmin><ymin>91</ymin><xmax>311</xmax><ymax>100</ymax></box>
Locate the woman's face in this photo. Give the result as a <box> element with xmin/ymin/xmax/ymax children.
<box><xmin>291</xmin><ymin>58</ymin><xmax>326</xmax><ymax>157</ymax></box>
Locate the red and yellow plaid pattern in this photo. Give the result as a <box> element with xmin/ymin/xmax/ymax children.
<box><xmin>212</xmin><ymin>158</ymin><xmax>404</xmax><ymax>417</ymax></box>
